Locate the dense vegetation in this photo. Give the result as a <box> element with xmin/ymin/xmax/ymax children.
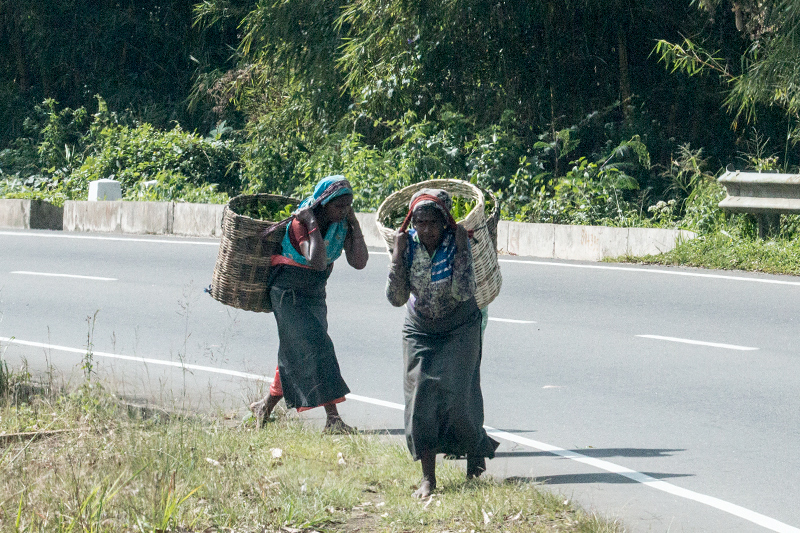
<box><xmin>3</xmin><ymin>0</ymin><xmax>800</xmax><ymax>241</ymax></box>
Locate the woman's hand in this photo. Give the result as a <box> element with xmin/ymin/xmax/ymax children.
<box><xmin>295</xmin><ymin>206</ymin><xmax>326</xmax><ymax>270</ymax></box>
<box><xmin>454</xmin><ymin>224</ymin><xmax>469</xmax><ymax>251</ymax></box>
<box><xmin>345</xmin><ymin>205</ymin><xmax>358</xmax><ymax>226</ymax></box>
<box><xmin>392</xmin><ymin>230</ymin><xmax>408</xmax><ymax>264</ymax></box>
<box><xmin>344</xmin><ymin>206</ymin><xmax>369</xmax><ymax>270</ymax></box>
<box><xmin>295</xmin><ymin>206</ymin><xmax>317</xmax><ymax>229</ymax></box>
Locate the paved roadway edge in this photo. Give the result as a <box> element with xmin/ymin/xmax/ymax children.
<box><xmin>0</xmin><ymin>335</ymin><xmax>797</xmax><ymax>533</ymax></box>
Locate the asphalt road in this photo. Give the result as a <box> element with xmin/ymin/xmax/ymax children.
<box><xmin>1</xmin><ymin>229</ymin><xmax>799</xmax><ymax>533</ymax></box>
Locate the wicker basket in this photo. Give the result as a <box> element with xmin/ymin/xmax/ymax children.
<box><xmin>375</xmin><ymin>179</ymin><xmax>502</xmax><ymax>308</ymax></box>
<box><xmin>210</xmin><ymin>193</ymin><xmax>300</xmax><ymax>313</ymax></box>
<box><xmin>482</xmin><ymin>187</ymin><xmax>500</xmax><ymax>251</ymax></box>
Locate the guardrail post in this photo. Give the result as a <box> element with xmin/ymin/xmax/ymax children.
<box><xmin>757</xmin><ymin>213</ymin><xmax>780</xmax><ymax>239</ymax></box>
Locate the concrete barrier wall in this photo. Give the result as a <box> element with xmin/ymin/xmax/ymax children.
<box><xmin>0</xmin><ymin>199</ymin><xmax>63</xmax><ymax>230</ymax></box>
<box><xmin>172</xmin><ymin>202</ymin><xmax>225</xmax><ymax>237</ymax></box>
<box><xmin>0</xmin><ymin>199</ymin><xmax>32</xmax><ymax>230</ymax></box>
<box><xmin>64</xmin><ymin>201</ymin><xmax>122</xmax><ymax>233</ymax></box>
<box><xmin>355</xmin><ymin>212</ymin><xmax>385</xmax><ymax>250</ymax></box>
<box><xmin>496</xmin><ymin>220</ymin><xmax>694</xmax><ymax>260</ymax></box>
<box><xmin>120</xmin><ymin>201</ymin><xmax>173</xmax><ymax>235</ymax></box>
<box><xmin>1</xmin><ymin>199</ymin><xmax>694</xmax><ymax>260</ymax></box>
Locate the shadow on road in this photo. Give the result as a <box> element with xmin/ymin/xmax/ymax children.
<box><xmin>494</xmin><ymin>448</ymin><xmax>684</xmax><ymax>459</ymax></box>
<box><xmin>505</xmin><ymin>471</ymin><xmax>692</xmax><ymax>485</ymax></box>
<box><xmin>359</xmin><ymin>428</ymin><xmax>405</xmax><ymax>436</ymax></box>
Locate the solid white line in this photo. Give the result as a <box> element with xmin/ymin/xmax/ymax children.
<box><xmin>0</xmin><ymin>231</ymin><xmax>218</xmax><ymax>246</ymax></box>
<box><xmin>499</xmin><ymin>258</ymin><xmax>800</xmax><ymax>287</ymax></box>
<box><xmin>1</xmin><ymin>336</ymin><xmax>796</xmax><ymax>532</ymax></box>
<box><xmin>0</xmin><ymin>337</ymin><xmax>268</xmax><ymax>382</ymax></box>
<box><xmin>637</xmin><ymin>335</ymin><xmax>759</xmax><ymax>351</ymax></box>
<box><xmin>488</xmin><ymin>317</ymin><xmax>536</xmax><ymax>324</ymax></box>
<box><xmin>11</xmin><ymin>271</ymin><xmax>117</xmax><ymax>281</ymax></box>
<box><xmin>484</xmin><ymin>427</ymin><xmax>800</xmax><ymax>533</ymax></box>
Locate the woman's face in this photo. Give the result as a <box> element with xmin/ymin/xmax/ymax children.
<box><xmin>322</xmin><ymin>194</ymin><xmax>353</xmax><ymax>223</ymax></box>
<box><xmin>412</xmin><ymin>208</ymin><xmax>446</xmax><ymax>251</ymax></box>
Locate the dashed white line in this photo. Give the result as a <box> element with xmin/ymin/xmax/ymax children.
<box><xmin>488</xmin><ymin>317</ymin><xmax>535</xmax><ymax>324</ymax></box>
<box><xmin>5</xmin><ymin>231</ymin><xmax>799</xmax><ymax>287</ymax></box>
<box><xmin>637</xmin><ymin>334</ymin><xmax>759</xmax><ymax>351</ymax></box>
<box><xmin>11</xmin><ymin>271</ymin><xmax>117</xmax><ymax>281</ymax></box>
<box><xmin>1</xmin><ymin>335</ymin><xmax>796</xmax><ymax>532</ymax></box>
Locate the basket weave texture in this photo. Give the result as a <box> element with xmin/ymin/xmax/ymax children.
<box><xmin>375</xmin><ymin>179</ymin><xmax>502</xmax><ymax>308</ymax></box>
<box><xmin>210</xmin><ymin>193</ymin><xmax>299</xmax><ymax>313</ymax></box>
<box><xmin>483</xmin><ymin>187</ymin><xmax>500</xmax><ymax>250</ymax></box>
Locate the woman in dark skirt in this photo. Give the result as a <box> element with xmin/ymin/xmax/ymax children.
<box><xmin>386</xmin><ymin>188</ymin><xmax>498</xmax><ymax>498</ymax></box>
<box><xmin>250</xmin><ymin>175</ymin><xmax>368</xmax><ymax>433</ymax></box>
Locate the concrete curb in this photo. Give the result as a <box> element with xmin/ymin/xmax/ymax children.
<box><xmin>1</xmin><ymin>200</ymin><xmax>694</xmax><ymax>261</ymax></box>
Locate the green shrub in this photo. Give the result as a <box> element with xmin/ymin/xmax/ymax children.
<box><xmin>520</xmin><ymin>136</ymin><xmax>651</xmax><ymax>227</ymax></box>
<box><xmin>0</xmin><ymin>98</ymin><xmax>96</xmax><ymax>203</ymax></box>
<box><xmin>75</xmin><ymin>122</ymin><xmax>242</xmax><ymax>198</ymax></box>
<box><xmin>1</xmin><ymin>98</ymin><xmax>242</xmax><ymax>204</ymax></box>
<box><xmin>123</xmin><ymin>171</ymin><xmax>229</xmax><ymax>204</ymax></box>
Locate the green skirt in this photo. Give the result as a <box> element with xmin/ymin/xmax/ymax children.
<box><xmin>270</xmin><ymin>265</ymin><xmax>350</xmax><ymax>409</ymax></box>
<box><xmin>402</xmin><ymin>297</ymin><xmax>499</xmax><ymax>460</ymax></box>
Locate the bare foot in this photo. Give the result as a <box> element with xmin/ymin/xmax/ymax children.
<box><xmin>413</xmin><ymin>478</ymin><xmax>435</xmax><ymax>498</ymax></box>
<box><xmin>250</xmin><ymin>394</ymin><xmax>282</xmax><ymax>428</ymax></box>
<box><xmin>323</xmin><ymin>416</ymin><xmax>356</xmax><ymax>435</ymax></box>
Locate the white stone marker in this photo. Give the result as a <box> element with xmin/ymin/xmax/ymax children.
<box><xmin>88</xmin><ymin>179</ymin><xmax>122</xmax><ymax>201</ymax></box>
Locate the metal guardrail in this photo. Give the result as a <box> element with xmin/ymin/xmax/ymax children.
<box><xmin>717</xmin><ymin>171</ymin><xmax>800</xmax><ymax>237</ymax></box>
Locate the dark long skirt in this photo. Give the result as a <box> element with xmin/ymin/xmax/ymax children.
<box><xmin>270</xmin><ymin>265</ymin><xmax>350</xmax><ymax>409</ymax></box>
<box><xmin>403</xmin><ymin>297</ymin><xmax>499</xmax><ymax>460</ymax></box>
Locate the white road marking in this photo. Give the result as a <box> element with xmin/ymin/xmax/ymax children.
<box><xmin>485</xmin><ymin>427</ymin><xmax>800</xmax><ymax>533</ymax></box>
<box><xmin>637</xmin><ymin>335</ymin><xmax>759</xmax><ymax>351</ymax></box>
<box><xmin>500</xmin><ymin>258</ymin><xmax>800</xmax><ymax>287</ymax></box>
<box><xmin>488</xmin><ymin>317</ymin><xmax>535</xmax><ymax>324</ymax></box>
<box><xmin>1</xmin><ymin>336</ymin><xmax>796</xmax><ymax>532</ymax></box>
<box><xmin>5</xmin><ymin>231</ymin><xmax>798</xmax><ymax>286</ymax></box>
<box><xmin>0</xmin><ymin>337</ymin><xmax>267</xmax><ymax>381</ymax></box>
<box><xmin>11</xmin><ymin>271</ymin><xmax>117</xmax><ymax>281</ymax></box>
<box><xmin>0</xmin><ymin>231</ymin><xmax>218</xmax><ymax>246</ymax></box>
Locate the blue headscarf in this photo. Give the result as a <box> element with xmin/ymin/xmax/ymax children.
<box><xmin>298</xmin><ymin>175</ymin><xmax>353</xmax><ymax>209</ymax></box>
<box><xmin>281</xmin><ymin>175</ymin><xmax>352</xmax><ymax>266</ymax></box>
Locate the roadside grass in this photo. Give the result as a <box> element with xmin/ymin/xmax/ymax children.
<box><xmin>610</xmin><ymin>231</ymin><xmax>800</xmax><ymax>276</ymax></box>
<box><xmin>0</xmin><ymin>365</ymin><xmax>623</xmax><ymax>532</ymax></box>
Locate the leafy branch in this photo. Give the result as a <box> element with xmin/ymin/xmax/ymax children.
<box><xmin>653</xmin><ymin>38</ymin><xmax>732</xmax><ymax>79</ymax></box>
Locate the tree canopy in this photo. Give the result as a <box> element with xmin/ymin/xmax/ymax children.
<box><xmin>3</xmin><ymin>0</ymin><xmax>800</xmax><ymax>226</ymax></box>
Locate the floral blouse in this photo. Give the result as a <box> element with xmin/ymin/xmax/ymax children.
<box><xmin>386</xmin><ymin>229</ymin><xmax>476</xmax><ymax>320</ymax></box>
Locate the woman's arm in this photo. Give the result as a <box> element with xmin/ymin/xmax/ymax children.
<box><xmin>295</xmin><ymin>206</ymin><xmax>328</xmax><ymax>271</ymax></box>
<box><xmin>386</xmin><ymin>230</ymin><xmax>411</xmax><ymax>307</ymax></box>
<box><xmin>344</xmin><ymin>208</ymin><xmax>369</xmax><ymax>270</ymax></box>
<box><xmin>450</xmin><ymin>224</ymin><xmax>476</xmax><ymax>301</ymax></box>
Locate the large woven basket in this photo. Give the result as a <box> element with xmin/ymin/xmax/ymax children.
<box><xmin>483</xmin><ymin>187</ymin><xmax>500</xmax><ymax>251</ymax></box>
<box><xmin>375</xmin><ymin>179</ymin><xmax>502</xmax><ymax>308</ymax></box>
<box><xmin>210</xmin><ymin>193</ymin><xmax>300</xmax><ymax>313</ymax></box>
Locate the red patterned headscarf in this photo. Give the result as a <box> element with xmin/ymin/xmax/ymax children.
<box><xmin>399</xmin><ymin>188</ymin><xmax>457</xmax><ymax>232</ymax></box>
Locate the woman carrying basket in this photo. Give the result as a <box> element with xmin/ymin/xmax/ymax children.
<box><xmin>386</xmin><ymin>188</ymin><xmax>499</xmax><ymax>498</ymax></box>
<box><xmin>250</xmin><ymin>175</ymin><xmax>369</xmax><ymax>434</ymax></box>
